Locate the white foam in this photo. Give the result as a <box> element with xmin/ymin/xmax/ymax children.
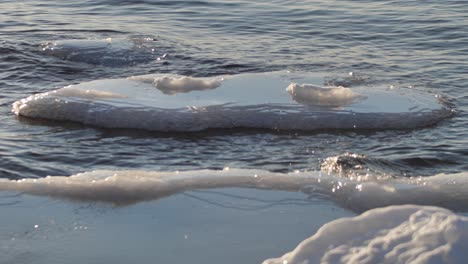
<box><xmin>286</xmin><ymin>83</ymin><xmax>365</xmax><ymax>106</ymax></box>
<box><xmin>263</xmin><ymin>205</ymin><xmax>468</xmax><ymax>264</ymax></box>
<box><xmin>12</xmin><ymin>72</ymin><xmax>451</xmax><ymax>131</ymax></box>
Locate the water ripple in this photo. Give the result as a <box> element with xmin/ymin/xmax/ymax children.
<box><xmin>0</xmin><ymin>0</ymin><xmax>467</xmax><ymax>179</ymax></box>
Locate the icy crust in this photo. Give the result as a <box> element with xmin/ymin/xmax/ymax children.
<box><xmin>2</xmin><ymin>169</ymin><xmax>468</xmax><ymax>214</ymax></box>
<box><xmin>0</xmin><ymin>169</ymin><xmax>306</xmax><ymax>205</ymax></box>
<box><xmin>263</xmin><ymin>205</ymin><xmax>468</xmax><ymax>264</ymax></box>
<box><xmin>286</xmin><ymin>83</ymin><xmax>365</xmax><ymax>106</ymax></box>
<box><xmin>129</xmin><ymin>74</ymin><xmax>223</xmax><ymax>94</ymax></box>
<box><xmin>54</xmin><ymin>87</ymin><xmax>128</xmax><ymax>99</ymax></box>
<box><xmin>12</xmin><ymin>72</ymin><xmax>452</xmax><ymax>131</ymax></box>
<box><xmin>2</xmin><ymin>170</ymin><xmax>468</xmax><ymax>263</ymax></box>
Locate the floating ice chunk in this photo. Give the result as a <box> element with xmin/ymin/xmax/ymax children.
<box><xmin>41</xmin><ymin>38</ymin><xmax>117</xmax><ymax>56</ymax></box>
<box><xmin>263</xmin><ymin>205</ymin><xmax>468</xmax><ymax>264</ymax></box>
<box><xmin>286</xmin><ymin>83</ymin><xmax>365</xmax><ymax>107</ymax></box>
<box><xmin>40</xmin><ymin>37</ymin><xmax>163</xmax><ymax>66</ymax></box>
<box><xmin>12</xmin><ymin>72</ymin><xmax>452</xmax><ymax>131</ymax></box>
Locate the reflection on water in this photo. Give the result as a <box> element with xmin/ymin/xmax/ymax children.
<box><xmin>0</xmin><ymin>189</ymin><xmax>352</xmax><ymax>264</ymax></box>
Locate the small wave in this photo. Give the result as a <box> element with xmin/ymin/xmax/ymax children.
<box><xmin>324</xmin><ymin>72</ymin><xmax>371</xmax><ymax>87</ymax></box>
<box><xmin>322</xmin><ymin>152</ymin><xmax>463</xmax><ymax>178</ymax></box>
<box><xmin>12</xmin><ymin>72</ymin><xmax>452</xmax><ymax>132</ymax></box>
<box><xmin>321</xmin><ymin>152</ymin><xmax>409</xmax><ymax>178</ymax></box>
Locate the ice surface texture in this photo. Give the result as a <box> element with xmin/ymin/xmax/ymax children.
<box><xmin>1</xmin><ymin>169</ymin><xmax>468</xmax><ymax>213</ymax></box>
<box><xmin>286</xmin><ymin>83</ymin><xmax>365</xmax><ymax>106</ymax></box>
<box><xmin>2</xmin><ymin>169</ymin><xmax>468</xmax><ymax>263</ymax></box>
<box><xmin>264</xmin><ymin>205</ymin><xmax>468</xmax><ymax>264</ymax></box>
<box><xmin>12</xmin><ymin>72</ymin><xmax>451</xmax><ymax>132</ymax></box>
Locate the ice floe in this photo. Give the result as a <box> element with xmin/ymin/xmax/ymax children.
<box><xmin>12</xmin><ymin>72</ymin><xmax>452</xmax><ymax>131</ymax></box>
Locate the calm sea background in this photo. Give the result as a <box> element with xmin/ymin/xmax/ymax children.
<box><xmin>1</xmin><ymin>0</ymin><xmax>467</xmax><ymax>179</ymax></box>
<box><xmin>0</xmin><ymin>0</ymin><xmax>467</xmax><ymax>263</ymax></box>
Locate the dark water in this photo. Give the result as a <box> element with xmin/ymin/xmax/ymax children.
<box><xmin>1</xmin><ymin>0</ymin><xmax>467</xmax><ymax>180</ymax></box>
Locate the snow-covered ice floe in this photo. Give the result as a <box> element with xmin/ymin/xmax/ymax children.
<box><xmin>263</xmin><ymin>205</ymin><xmax>468</xmax><ymax>264</ymax></box>
<box><xmin>12</xmin><ymin>72</ymin><xmax>452</xmax><ymax>131</ymax></box>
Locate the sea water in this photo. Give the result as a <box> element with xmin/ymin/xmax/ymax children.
<box><xmin>1</xmin><ymin>1</ymin><xmax>468</xmax><ymax>263</ymax></box>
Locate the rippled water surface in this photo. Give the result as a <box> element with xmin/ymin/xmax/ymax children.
<box><xmin>1</xmin><ymin>0</ymin><xmax>468</xmax><ymax>262</ymax></box>
<box><xmin>1</xmin><ymin>0</ymin><xmax>467</xmax><ymax>179</ymax></box>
